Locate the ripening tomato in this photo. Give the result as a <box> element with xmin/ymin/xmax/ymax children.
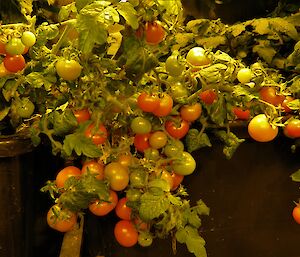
<box><xmin>56</xmin><ymin>59</ymin><xmax>82</xmax><ymax>81</ymax></box>
<box><xmin>292</xmin><ymin>205</ymin><xmax>300</xmax><ymax>224</ymax></box>
<box><xmin>237</xmin><ymin>68</ymin><xmax>253</xmax><ymax>83</ymax></box>
<box><xmin>165</xmin><ymin>118</ymin><xmax>189</xmax><ymax>139</ymax></box>
<box><xmin>73</xmin><ymin>108</ymin><xmax>91</xmax><ymax>124</ymax></box>
<box><xmin>158</xmin><ymin>169</ymin><xmax>174</xmax><ymax>189</ymax></box>
<box><xmin>180</xmin><ymin>103</ymin><xmax>202</xmax><ymax>122</ymax></box>
<box><xmin>186</xmin><ymin>47</ymin><xmax>210</xmax><ymax>67</ymax></box>
<box><xmin>21</xmin><ymin>31</ymin><xmax>36</xmax><ymax>47</ymax></box>
<box><xmin>199</xmin><ymin>89</ymin><xmax>217</xmax><ymax>105</ymax></box>
<box><xmin>130</xmin><ymin>169</ymin><xmax>149</xmax><ymax>189</ymax></box>
<box><xmin>171</xmin><ymin>172</ymin><xmax>184</xmax><ymax>191</ymax></box>
<box><xmin>149</xmin><ymin>131</ymin><xmax>168</xmax><ymax>149</ymax></box>
<box><xmin>84</xmin><ymin>123</ymin><xmax>108</xmax><ymax>145</ymax></box>
<box><xmin>3</xmin><ymin>55</ymin><xmax>26</xmax><ymax>73</ymax></box>
<box><xmin>117</xmin><ymin>153</ymin><xmax>134</xmax><ymax>168</ymax></box>
<box><xmin>114</xmin><ymin>220</ymin><xmax>138</xmax><ymax>247</ymax></box>
<box><xmin>56</xmin><ymin>166</ymin><xmax>81</xmax><ymax>188</ymax></box>
<box><xmin>152</xmin><ymin>94</ymin><xmax>173</xmax><ymax>117</ymax></box>
<box><xmin>137</xmin><ymin>93</ymin><xmax>160</xmax><ymax>112</ymax></box>
<box><xmin>5</xmin><ymin>38</ymin><xmax>25</xmax><ymax>56</ymax></box>
<box><xmin>285</xmin><ymin>119</ymin><xmax>300</xmax><ymax>138</ymax></box>
<box><xmin>134</xmin><ymin>133</ymin><xmax>151</xmax><ymax>152</ymax></box>
<box><xmin>282</xmin><ymin>96</ymin><xmax>294</xmax><ymax>113</ymax></box>
<box><xmin>104</xmin><ymin>162</ymin><xmax>129</xmax><ymax>191</ymax></box>
<box><xmin>89</xmin><ymin>190</ymin><xmax>118</xmax><ymax>216</ymax></box>
<box><xmin>259</xmin><ymin>87</ymin><xmax>285</xmax><ymax>106</ymax></box>
<box><xmin>81</xmin><ymin>160</ymin><xmax>104</xmax><ymax>180</ymax></box>
<box><xmin>145</xmin><ymin>21</ymin><xmax>165</xmax><ymax>45</ymax></box>
<box><xmin>248</xmin><ymin>114</ymin><xmax>278</xmax><ymax>142</ymax></box>
<box><xmin>232</xmin><ymin>107</ymin><xmax>250</xmax><ymax>120</ymax></box>
<box><xmin>115</xmin><ymin>197</ymin><xmax>132</xmax><ymax>220</ymax></box>
<box><xmin>171</xmin><ymin>152</ymin><xmax>196</xmax><ymax>175</ymax></box>
<box><xmin>130</xmin><ymin>117</ymin><xmax>152</xmax><ymax>134</ymax></box>
<box><xmin>47</xmin><ymin>204</ymin><xmax>77</xmax><ymax>232</ymax></box>
<box><xmin>168</xmin><ymin>81</ymin><xmax>189</xmax><ymax>101</ymax></box>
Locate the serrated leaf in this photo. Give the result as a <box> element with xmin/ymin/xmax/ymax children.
<box><xmin>139</xmin><ymin>192</ymin><xmax>170</xmax><ymax>221</ymax></box>
<box><xmin>207</xmin><ymin>96</ymin><xmax>227</xmax><ymax>127</ymax></box>
<box><xmin>175</xmin><ymin>227</ymin><xmax>188</xmax><ymax>243</ymax></box>
<box><xmin>52</xmin><ymin>110</ymin><xmax>78</xmax><ymax>136</ymax></box>
<box><xmin>26</xmin><ymin>72</ymin><xmax>56</xmax><ymax>91</ymax></box>
<box><xmin>148</xmin><ymin>178</ymin><xmax>170</xmax><ymax>192</ymax></box>
<box><xmin>185</xmin><ymin>129</ymin><xmax>211</xmax><ymax>153</ymax></box>
<box><xmin>76</xmin><ymin>0</ymin><xmax>94</xmax><ymax>11</ymax></box>
<box><xmin>195</xmin><ymin>36</ymin><xmax>226</xmax><ymax>49</ymax></box>
<box><xmin>195</xmin><ymin>199</ymin><xmax>210</xmax><ymax>216</ymax></box>
<box><xmin>157</xmin><ymin>0</ymin><xmax>182</xmax><ymax>16</ymax></box>
<box><xmin>186</xmin><ymin>235</ymin><xmax>207</xmax><ymax>257</ymax></box>
<box><xmin>117</xmin><ymin>2</ymin><xmax>139</xmax><ymax>29</ymax></box>
<box><xmin>187</xmin><ymin>210</ymin><xmax>202</xmax><ymax>228</ymax></box>
<box><xmin>58</xmin><ymin>3</ymin><xmax>77</xmax><ymax>22</ymax></box>
<box><xmin>253</xmin><ymin>40</ymin><xmax>277</xmax><ymax>64</ymax></box>
<box><xmin>291</xmin><ymin>170</ymin><xmax>300</xmax><ymax>182</ymax></box>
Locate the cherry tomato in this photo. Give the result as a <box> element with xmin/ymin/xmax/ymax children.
<box><xmin>73</xmin><ymin>108</ymin><xmax>91</xmax><ymax>124</ymax></box>
<box><xmin>292</xmin><ymin>205</ymin><xmax>300</xmax><ymax>224</ymax></box>
<box><xmin>165</xmin><ymin>55</ymin><xmax>185</xmax><ymax>77</ymax></box>
<box><xmin>137</xmin><ymin>92</ymin><xmax>160</xmax><ymax>113</ymax></box>
<box><xmin>3</xmin><ymin>55</ymin><xmax>26</xmax><ymax>73</ymax></box>
<box><xmin>117</xmin><ymin>153</ymin><xmax>134</xmax><ymax>168</ymax></box>
<box><xmin>0</xmin><ymin>40</ymin><xmax>7</xmax><ymax>55</ymax></box>
<box><xmin>144</xmin><ymin>148</ymin><xmax>160</xmax><ymax>161</ymax></box>
<box><xmin>84</xmin><ymin>123</ymin><xmax>108</xmax><ymax>145</ymax></box>
<box><xmin>165</xmin><ymin>118</ymin><xmax>189</xmax><ymax>139</ymax></box>
<box><xmin>180</xmin><ymin>103</ymin><xmax>202</xmax><ymax>122</ymax></box>
<box><xmin>171</xmin><ymin>152</ymin><xmax>196</xmax><ymax>175</ymax></box>
<box><xmin>89</xmin><ymin>190</ymin><xmax>118</xmax><ymax>216</ymax></box>
<box><xmin>282</xmin><ymin>96</ymin><xmax>294</xmax><ymax>113</ymax></box>
<box><xmin>285</xmin><ymin>119</ymin><xmax>300</xmax><ymax>138</ymax></box>
<box><xmin>56</xmin><ymin>166</ymin><xmax>81</xmax><ymax>188</ymax></box>
<box><xmin>168</xmin><ymin>81</ymin><xmax>189</xmax><ymax>101</ymax></box>
<box><xmin>163</xmin><ymin>140</ymin><xmax>184</xmax><ymax>157</ymax></box>
<box><xmin>16</xmin><ymin>98</ymin><xmax>35</xmax><ymax>118</ymax></box>
<box><xmin>126</xmin><ymin>188</ymin><xmax>142</xmax><ymax>202</ymax></box>
<box><xmin>47</xmin><ymin>204</ymin><xmax>77</xmax><ymax>232</ymax></box>
<box><xmin>5</xmin><ymin>38</ymin><xmax>25</xmax><ymax>56</ymax></box>
<box><xmin>115</xmin><ymin>197</ymin><xmax>132</xmax><ymax>220</ymax></box>
<box><xmin>56</xmin><ymin>59</ymin><xmax>82</xmax><ymax>81</ymax></box>
<box><xmin>233</xmin><ymin>107</ymin><xmax>250</xmax><ymax>120</ymax></box>
<box><xmin>145</xmin><ymin>21</ymin><xmax>165</xmax><ymax>45</ymax></box>
<box><xmin>134</xmin><ymin>217</ymin><xmax>149</xmax><ymax>231</ymax></box>
<box><xmin>104</xmin><ymin>162</ymin><xmax>129</xmax><ymax>191</ymax></box>
<box><xmin>186</xmin><ymin>47</ymin><xmax>210</xmax><ymax>67</ymax></box>
<box><xmin>114</xmin><ymin>220</ymin><xmax>138</xmax><ymax>247</ymax></box>
<box><xmin>149</xmin><ymin>131</ymin><xmax>168</xmax><ymax>149</ymax></box>
<box><xmin>0</xmin><ymin>62</ymin><xmax>11</xmax><ymax>77</ymax></box>
<box><xmin>259</xmin><ymin>87</ymin><xmax>285</xmax><ymax>106</ymax></box>
<box><xmin>237</xmin><ymin>68</ymin><xmax>253</xmax><ymax>83</ymax></box>
<box><xmin>152</xmin><ymin>94</ymin><xmax>173</xmax><ymax>117</ymax></box>
<box><xmin>199</xmin><ymin>89</ymin><xmax>217</xmax><ymax>105</ymax></box>
<box><xmin>138</xmin><ymin>232</ymin><xmax>153</xmax><ymax>247</ymax></box>
<box><xmin>134</xmin><ymin>133</ymin><xmax>151</xmax><ymax>152</ymax></box>
<box><xmin>130</xmin><ymin>169</ymin><xmax>148</xmax><ymax>188</ymax></box>
<box><xmin>21</xmin><ymin>31</ymin><xmax>36</xmax><ymax>47</ymax></box>
<box><xmin>248</xmin><ymin>114</ymin><xmax>278</xmax><ymax>142</ymax></box>
<box><xmin>130</xmin><ymin>117</ymin><xmax>152</xmax><ymax>134</ymax></box>
<box><xmin>81</xmin><ymin>160</ymin><xmax>104</xmax><ymax>180</ymax></box>
<box><xmin>171</xmin><ymin>172</ymin><xmax>184</xmax><ymax>191</ymax></box>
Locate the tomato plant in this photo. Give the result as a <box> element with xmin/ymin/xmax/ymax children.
<box><xmin>259</xmin><ymin>87</ymin><xmax>285</xmax><ymax>106</ymax></box>
<box><xmin>285</xmin><ymin>119</ymin><xmax>300</xmax><ymax>138</ymax></box>
<box><xmin>55</xmin><ymin>59</ymin><xmax>82</xmax><ymax>81</ymax></box>
<box><xmin>47</xmin><ymin>204</ymin><xmax>77</xmax><ymax>232</ymax></box>
<box><xmin>163</xmin><ymin>139</ymin><xmax>184</xmax><ymax>157</ymax></box>
<box><xmin>199</xmin><ymin>89</ymin><xmax>217</xmax><ymax>105</ymax></box>
<box><xmin>130</xmin><ymin>169</ymin><xmax>148</xmax><ymax>188</ymax></box>
<box><xmin>115</xmin><ymin>197</ymin><xmax>132</xmax><ymax>220</ymax></box>
<box><xmin>89</xmin><ymin>190</ymin><xmax>118</xmax><ymax>216</ymax></box>
<box><xmin>145</xmin><ymin>21</ymin><xmax>165</xmax><ymax>45</ymax></box>
<box><xmin>117</xmin><ymin>153</ymin><xmax>134</xmax><ymax>168</ymax></box>
<box><xmin>0</xmin><ymin>62</ymin><xmax>10</xmax><ymax>77</ymax></box>
<box><xmin>137</xmin><ymin>93</ymin><xmax>160</xmax><ymax>112</ymax></box>
<box><xmin>84</xmin><ymin>123</ymin><xmax>108</xmax><ymax>145</ymax></box>
<box><xmin>3</xmin><ymin>55</ymin><xmax>26</xmax><ymax>72</ymax></box>
<box><xmin>282</xmin><ymin>96</ymin><xmax>294</xmax><ymax>113</ymax></box>
<box><xmin>0</xmin><ymin>40</ymin><xmax>6</xmax><ymax>55</ymax></box>
<box><xmin>248</xmin><ymin>114</ymin><xmax>278</xmax><ymax>142</ymax></box>
<box><xmin>186</xmin><ymin>47</ymin><xmax>210</xmax><ymax>67</ymax></box>
<box><xmin>152</xmin><ymin>94</ymin><xmax>173</xmax><ymax>117</ymax></box>
<box><xmin>292</xmin><ymin>204</ymin><xmax>300</xmax><ymax>224</ymax></box>
<box><xmin>81</xmin><ymin>160</ymin><xmax>104</xmax><ymax>180</ymax></box>
<box><xmin>168</xmin><ymin>80</ymin><xmax>189</xmax><ymax>101</ymax></box>
<box><xmin>104</xmin><ymin>162</ymin><xmax>129</xmax><ymax>191</ymax></box>
<box><xmin>165</xmin><ymin>118</ymin><xmax>190</xmax><ymax>139</ymax></box>
<box><xmin>114</xmin><ymin>220</ymin><xmax>138</xmax><ymax>247</ymax></box>
<box><xmin>138</xmin><ymin>232</ymin><xmax>153</xmax><ymax>247</ymax></box>
<box><xmin>56</xmin><ymin>166</ymin><xmax>81</xmax><ymax>188</ymax></box>
<box><xmin>73</xmin><ymin>108</ymin><xmax>91</xmax><ymax>124</ymax></box>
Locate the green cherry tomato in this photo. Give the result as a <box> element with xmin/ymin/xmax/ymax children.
<box><xmin>138</xmin><ymin>232</ymin><xmax>153</xmax><ymax>247</ymax></box>
<box><xmin>21</xmin><ymin>31</ymin><xmax>36</xmax><ymax>47</ymax></box>
<box><xmin>130</xmin><ymin>117</ymin><xmax>152</xmax><ymax>134</ymax></box>
<box><xmin>186</xmin><ymin>47</ymin><xmax>210</xmax><ymax>67</ymax></box>
<box><xmin>16</xmin><ymin>98</ymin><xmax>35</xmax><ymax>118</ymax></box>
<box><xmin>165</xmin><ymin>55</ymin><xmax>185</xmax><ymax>77</ymax></box>
<box><xmin>149</xmin><ymin>131</ymin><xmax>168</xmax><ymax>149</ymax></box>
<box><xmin>5</xmin><ymin>38</ymin><xmax>26</xmax><ymax>55</ymax></box>
<box><xmin>130</xmin><ymin>169</ymin><xmax>148</xmax><ymax>189</ymax></box>
<box><xmin>237</xmin><ymin>68</ymin><xmax>253</xmax><ymax>83</ymax></box>
<box><xmin>163</xmin><ymin>140</ymin><xmax>184</xmax><ymax>157</ymax></box>
<box><xmin>56</xmin><ymin>59</ymin><xmax>82</xmax><ymax>81</ymax></box>
<box><xmin>171</xmin><ymin>151</ymin><xmax>196</xmax><ymax>175</ymax></box>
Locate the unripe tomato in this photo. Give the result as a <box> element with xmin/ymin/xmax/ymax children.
<box><xmin>89</xmin><ymin>190</ymin><xmax>118</xmax><ymax>216</ymax></box>
<box><xmin>248</xmin><ymin>114</ymin><xmax>278</xmax><ymax>142</ymax></box>
<box><xmin>168</xmin><ymin>81</ymin><xmax>189</xmax><ymax>101</ymax></box>
<box><xmin>56</xmin><ymin>59</ymin><xmax>82</xmax><ymax>81</ymax></box>
<box><xmin>149</xmin><ymin>131</ymin><xmax>168</xmax><ymax>149</ymax></box>
<box><xmin>130</xmin><ymin>117</ymin><xmax>152</xmax><ymax>134</ymax></box>
<box><xmin>163</xmin><ymin>140</ymin><xmax>184</xmax><ymax>157</ymax></box>
<box><xmin>21</xmin><ymin>31</ymin><xmax>36</xmax><ymax>47</ymax></box>
<box><xmin>171</xmin><ymin>152</ymin><xmax>196</xmax><ymax>175</ymax></box>
<box><xmin>104</xmin><ymin>162</ymin><xmax>129</xmax><ymax>191</ymax></box>
<box><xmin>16</xmin><ymin>98</ymin><xmax>35</xmax><ymax>118</ymax></box>
<box><xmin>165</xmin><ymin>55</ymin><xmax>185</xmax><ymax>77</ymax></box>
<box><xmin>180</xmin><ymin>103</ymin><xmax>202</xmax><ymax>122</ymax></box>
<box><xmin>186</xmin><ymin>47</ymin><xmax>210</xmax><ymax>67</ymax></box>
<box><xmin>117</xmin><ymin>153</ymin><xmax>134</xmax><ymax>168</ymax></box>
<box><xmin>3</xmin><ymin>55</ymin><xmax>26</xmax><ymax>73</ymax></box>
<box><xmin>237</xmin><ymin>68</ymin><xmax>253</xmax><ymax>83</ymax></box>
<box><xmin>145</xmin><ymin>21</ymin><xmax>165</xmax><ymax>45</ymax></box>
<box><xmin>5</xmin><ymin>38</ymin><xmax>25</xmax><ymax>55</ymax></box>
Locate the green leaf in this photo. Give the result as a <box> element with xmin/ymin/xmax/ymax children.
<box><xmin>117</xmin><ymin>2</ymin><xmax>139</xmax><ymax>29</ymax></box>
<box><xmin>195</xmin><ymin>199</ymin><xmax>210</xmax><ymax>216</ymax></box>
<box><xmin>139</xmin><ymin>192</ymin><xmax>170</xmax><ymax>221</ymax></box>
<box><xmin>58</xmin><ymin>3</ymin><xmax>77</xmax><ymax>22</ymax></box>
<box><xmin>195</xmin><ymin>36</ymin><xmax>226</xmax><ymax>49</ymax></box>
<box><xmin>187</xmin><ymin>210</ymin><xmax>202</xmax><ymax>228</ymax></box>
<box><xmin>253</xmin><ymin>40</ymin><xmax>277</xmax><ymax>64</ymax></box>
<box><xmin>185</xmin><ymin>129</ymin><xmax>212</xmax><ymax>153</ymax></box>
<box><xmin>75</xmin><ymin>0</ymin><xmax>94</xmax><ymax>11</ymax></box>
<box><xmin>51</xmin><ymin>110</ymin><xmax>78</xmax><ymax>136</ymax></box>
<box><xmin>199</xmin><ymin>64</ymin><xmax>228</xmax><ymax>84</ymax></box>
<box><xmin>291</xmin><ymin>170</ymin><xmax>300</xmax><ymax>182</ymax></box>
<box><xmin>186</xmin><ymin>235</ymin><xmax>207</xmax><ymax>257</ymax></box>
<box><xmin>148</xmin><ymin>178</ymin><xmax>170</xmax><ymax>192</ymax></box>
<box><xmin>63</xmin><ymin>132</ymin><xmax>102</xmax><ymax>158</ymax></box>
<box><xmin>157</xmin><ymin>0</ymin><xmax>182</xmax><ymax>16</ymax></box>
<box><xmin>207</xmin><ymin>95</ymin><xmax>227</xmax><ymax>127</ymax></box>
<box><xmin>0</xmin><ymin>107</ymin><xmax>9</xmax><ymax>121</ymax></box>
<box><xmin>25</xmin><ymin>72</ymin><xmax>56</xmax><ymax>91</ymax></box>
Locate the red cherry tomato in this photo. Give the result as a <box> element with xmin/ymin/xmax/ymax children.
<box><xmin>73</xmin><ymin>108</ymin><xmax>91</xmax><ymax>124</ymax></box>
<box><xmin>114</xmin><ymin>220</ymin><xmax>138</xmax><ymax>247</ymax></box>
<box><xmin>171</xmin><ymin>172</ymin><xmax>184</xmax><ymax>191</ymax></box>
<box><xmin>292</xmin><ymin>205</ymin><xmax>300</xmax><ymax>224</ymax></box>
<box><xmin>180</xmin><ymin>103</ymin><xmax>202</xmax><ymax>122</ymax></box>
<box><xmin>56</xmin><ymin>166</ymin><xmax>81</xmax><ymax>188</ymax></box>
<box><xmin>285</xmin><ymin>119</ymin><xmax>300</xmax><ymax>138</ymax></box>
<box><xmin>233</xmin><ymin>107</ymin><xmax>250</xmax><ymax>120</ymax></box>
<box><xmin>134</xmin><ymin>133</ymin><xmax>151</xmax><ymax>152</ymax></box>
<box><xmin>137</xmin><ymin>92</ymin><xmax>160</xmax><ymax>112</ymax></box>
<box><xmin>259</xmin><ymin>87</ymin><xmax>285</xmax><ymax>106</ymax></box>
<box><xmin>81</xmin><ymin>160</ymin><xmax>104</xmax><ymax>180</ymax></box>
<box><xmin>282</xmin><ymin>96</ymin><xmax>294</xmax><ymax>113</ymax></box>
<box><xmin>165</xmin><ymin>118</ymin><xmax>190</xmax><ymax>139</ymax></box>
<box><xmin>199</xmin><ymin>89</ymin><xmax>217</xmax><ymax>105</ymax></box>
<box><xmin>89</xmin><ymin>190</ymin><xmax>118</xmax><ymax>216</ymax></box>
<box><xmin>3</xmin><ymin>55</ymin><xmax>26</xmax><ymax>73</ymax></box>
<box><xmin>152</xmin><ymin>94</ymin><xmax>173</xmax><ymax>117</ymax></box>
<box><xmin>84</xmin><ymin>123</ymin><xmax>108</xmax><ymax>145</ymax></box>
<box><xmin>145</xmin><ymin>22</ymin><xmax>165</xmax><ymax>45</ymax></box>
<box><xmin>115</xmin><ymin>197</ymin><xmax>132</xmax><ymax>220</ymax></box>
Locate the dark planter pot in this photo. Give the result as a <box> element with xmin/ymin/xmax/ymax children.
<box><xmin>0</xmin><ymin>134</ymin><xmax>33</xmax><ymax>257</ymax></box>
